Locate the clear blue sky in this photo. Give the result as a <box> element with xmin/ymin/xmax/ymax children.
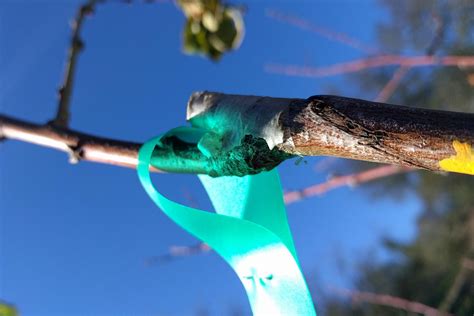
<box><xmin>1</xmin><ymin>1</ymin><xmax>422</xmax><ymax>315</ymax></box>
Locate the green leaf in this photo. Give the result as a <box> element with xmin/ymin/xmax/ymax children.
<box><xmin>0</xmin><ymin>302</ymin><xmax>18</xmax><ymax>316</ymax></box>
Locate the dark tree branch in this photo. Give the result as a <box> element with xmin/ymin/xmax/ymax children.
<box><xmin>50</xmin><ymin>0</ymin><xmax>98</xmax><ymax>128</ymax></box>
<box><xmin>49</xmin><ymin>0</ymin><xmax>167</xmax><ymax>128</ymax></box>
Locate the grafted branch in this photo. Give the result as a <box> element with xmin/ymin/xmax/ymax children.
<box><xmin>2</xmin><ymin>92</ymin><xmax>474</xmax><ymax>176</ymax></box>
<box><xmin>187</xmin><ymin>92</ymin><xmax>474</xmax><ymax>175</ymax></box>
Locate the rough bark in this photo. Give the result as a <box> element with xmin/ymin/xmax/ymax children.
<box><xmin>188</xmin><ymin>92</ymin><xmax>474</xmax><ymax>174</ymax></box>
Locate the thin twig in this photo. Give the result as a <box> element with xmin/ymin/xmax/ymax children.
<box><xmin>145</xmin><ymin>243</ymin><xmax>211</xmax><ymax>266</ymax></box>
<box><xmin>438</xmin><ymin>264</ymin><xmax>470</xmax><ymax>313</ymax></box>
<box><xmin>284</xmin><ymin>165</ymin><xmax>412</xmax><ymax>205</ymax></box>
<box><xmin>438</xmin><ymin>213</ymin><xmax>474</xmax><ymax>312</ymax></box>
<box><xmin>375</xmin><ymin>66</ymin><xmax>411</xmax><ymax>102</ymax></box>
<box><xmin>0</xmin><ymin>114</ymin><xmax>161</xmax><ymax>171</ymax></box>
<box><xmin>462</xmin><ymin>258</ymin><xmax>474</xmax><ymax>271</ymax></box>
<box><xmin>265</xmin><ymin>55</ymin><xmax>474</xmax><ymax>78</ymax></box>
<box><xmin>331</xmin><ymin>287</ymin><xmax>452</xmax><ymax>316</ymax></box>
<box><xmin>50</xmin><ymin>0</ymin><xmax>168</xmax><ymax>128</ymax></box>
<box><xmin>375</xmin><ymin>11</ymin><xmax>445</xmax><ymax>103</ymax></box>
<box><xmin>50</xmin><ymin>0</ymin><xmax>98</xmax><ymax>128</ymax></box>
<box><xmin>265</xmin><ymin>9</ymin><xmax>379</xmax><ymax>55</ymax></box>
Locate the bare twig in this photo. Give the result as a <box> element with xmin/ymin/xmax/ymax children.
<box><xmin>0</xmin><ymin>114</ymin><xmax>161</xmax><ymax>171</ymax></box>
<box><xmin>265</xmin><ymin>55</ymin><xmax>474</xmax><ymax>78</ymax></box>
<box><xmin>462</xmin><ymin>258</ymin><xmax>474</xmax><ymax>271</ymax></box>
<box><xmin>375</xmin><ymin>11</ymin><xmax>445</xmax><ymax>103</ymax></box>
<box><xmin>284</xmin><ymin>165</ymin><xmax>412</xmax><ymax>205</ymax></box>
<box><xmin>49</xmin><ymin>0</ymin><xmax>168</xmax><ymax>128</ymax></box>
<box><xmin>265</xmin><ymin>9</ymin><xmax>379</xmax><ymax>55</ymax></box>
<box><xmin>438</xmin><ymin>264</ymin><xmax>470</xmax><ymax>313</ymax></box>
<box><xmin>375</xmin><ymin>65</ymin><xmax>411</xmax><ymax>102</ymax></box>
<box><xmin>145</xmin><ymin>243</ymin><xmax>211</xmax><ymax>266</ymax></box>
<box><xmin>50</xmin><ymin>0</ymin><xmax>98</xmax><ymax>128</ymax></box>
<box><xmin>438</xmin><ymin>213</ymin><xmax>474</xmax><ymax>312</ymax></box>
<box><xmin>332</xmin><ymin>287</ymin><xmax>452</xmax><ymax>316</ymax></box>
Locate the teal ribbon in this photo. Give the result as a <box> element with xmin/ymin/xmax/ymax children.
<box><xmin>137</xmin><ymin>127</ymin><xmax>316</xmax><ymax>315</ymax></box>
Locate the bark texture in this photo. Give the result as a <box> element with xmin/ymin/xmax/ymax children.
<box><xmin>189</xmin><ymin>92</ymin><xmax>474</xmax><ymax>174</ymax></box>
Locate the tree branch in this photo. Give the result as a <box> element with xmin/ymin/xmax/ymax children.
<box><xmin>265</xmin><ymin>55</ymin><xmax>474</xmax><ymax>78</ymax></box>
<box><xmin>3</xmin><ymin>92</ymin><xmax>474</xmax><ymax>176</ymax></box>
<box><xmin>462</xmin><ymin>258</ymin><xmax>474</xmax><ymax>271</ymax></box>
<box><xmin>374</xmin><ymin>65</ymin><xmax>411</xmax><ymax>102</ymax></box>
<box><xmin>265</xmin><ymin>9</ymin><xmax>380</xmax><ymax>55</ymax></box>
<box><xmin>145</xmin><ymin>243</ymin><xmax>211</xmax><ymax>266</ymax></box>
<box><xmin>50</xmin><ymin>0</ymin><xmax>98</xmax><ymax>128</ymax></box>
<box><xmin>188</xmin><ymin>92</ymin><xmax>474</xmax><ymax>176</ymax></box>
<box><xmin>375</xmin><ymin>11</ymin><xmax>446</xmax><ymax>103</ymax></box>
<box><xmin>0</xmin><ymin>114</ymin><xmax>160</xmax><ymax>171</ymax></box>
<box><xmin>49</xmin><ymin>0</ymin><xmax>167</xmax><ymax>128</ymax></box>
<box><xmin>284</xmin><ymin>165</ymin><xmax>412</xmax><ymax>205</ymax></box>
<box><xmin>331</xmin><ymin>287</ymin><xmax>452</xmax><ymax>316</ymax></box>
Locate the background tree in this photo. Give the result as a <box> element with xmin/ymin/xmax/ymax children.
<box><xmin>322</xmin><ymin>0</ymin><xmax>474</xmax><ymax>314</ymax></box>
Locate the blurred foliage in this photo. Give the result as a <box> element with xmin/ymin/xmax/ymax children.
<box><xmin>325</xmin><ymin>0</ymin><xmax>474</xmax><ymax>315</ymax></box>
<box><xmin>0</xmin><ymin>301</ymin><xmax>17</xmax><ymax>316</ymax></box>
<box><xmin>177</xmin><ymin>0</ymin><xmax>244</xmax><ymax>61</ymax></box>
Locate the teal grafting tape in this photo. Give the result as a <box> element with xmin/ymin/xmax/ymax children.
<box><xmin>137</xmin><ymin>127</ymin><xmax>316</xmax><ymax>315</ymax></box>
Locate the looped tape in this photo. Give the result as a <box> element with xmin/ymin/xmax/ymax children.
<box><xmin>137</xmin><ymin>127</ymin><xmax>316</xmax><ymax>315</ymax></box>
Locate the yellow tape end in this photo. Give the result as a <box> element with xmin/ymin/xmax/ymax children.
<box><xmin>439</xmin><ymin>140</ymin><xmax>474</xmax><ymax>175</ymax></box>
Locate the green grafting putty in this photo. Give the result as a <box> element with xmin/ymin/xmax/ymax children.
<box><xmin>137</xmin><ymin>127</ymin><xmax>316</xmax><ymax>315</ymax></box>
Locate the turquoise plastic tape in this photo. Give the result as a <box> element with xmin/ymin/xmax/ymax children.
<box><xmin>137</xmin><ymin>127</ymin><xmax>316</xmax><ymax>315</ymax></box>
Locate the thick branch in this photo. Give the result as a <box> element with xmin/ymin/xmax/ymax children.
<box><xmin>188</xmin><ymin>92</ymin><xmax>474</xmax><ymax>175</ymax></box>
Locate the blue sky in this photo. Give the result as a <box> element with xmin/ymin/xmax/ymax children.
<box><xmin>1</xmin><ymin>1</ymin><xmax>422</xmax><ymax>315</ymax></box>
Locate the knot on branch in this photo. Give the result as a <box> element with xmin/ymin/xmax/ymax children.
<box><xmin>66</xmin><ymin>143</ymin><xmax>84</xmax><ymax>164</ymax></box>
